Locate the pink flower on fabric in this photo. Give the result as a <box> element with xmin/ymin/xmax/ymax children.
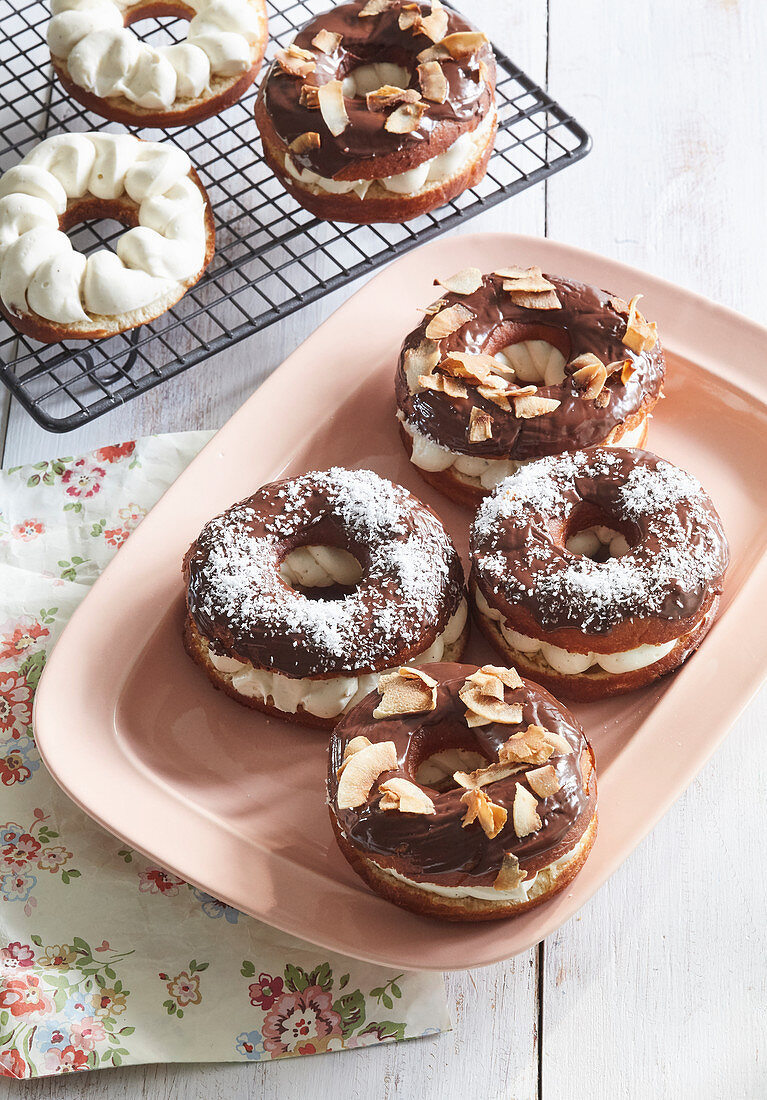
<box><xmin>0</xmin><ymin>942</ymin><xmax>35</xmax><ymax>968</ymax></box>
<box><xmin>0</xmin><ymin>671</ymin><xmax>33</xmax><ymax>735</ymax></box>
<box><xmin>248</xmin><ymin>973</ymin><xmax>284</xmax><ymax>1011</ymax></box>
<box><xmin>69</xmin><ymin>1015</ymin><xmax>105</xmax><ymax>1052</ymax></box>
<box><xmin>261</xmin><ymin>986</ymin><xmax>343</xmax><ymax>1055</ymax></box>
<box><xmin>93</xmin><ymin>441</ymin><xmax>135</xmax><ymax>463</ymax></box>
<box><xmin>36</xmin><ymin>846</ymin><xmax>72</xmax><ymax>872</ymax></box>
<box><xmin>43</xmin><ymin>1045</ymin><xmax>88</xmax><ymax>1073</ymax></box>
<box><xmin>103</xmin><ymin>528</ymin><xmax>129</xmax><ymax>548</ymax></box>
<box><xmin>3</xmin><ymin>832</ymin><xmax>41</xmax><ymax>866</ymax></box>
<box><xmin>138</xmin><ymin>866</ymin><xmax>184</xmax><ymax>896</ymax></box>
<box><xmin>167</xmin><ymin>972</ymin><xmax>202</xmax><ymax>1007</ymax></box>
<box><xmin>0</xmin><ymin>975</ymin><xmax>53</xmax><ymax>1018</ymax></box>
<box><xmin>0</xmin><ymin>753</ymin><xmax>31</xmax><ymax>786</ymax></box>
<box><xmin>0</xmin><ymin>619</ymin><xmax>49</xmax><ymax>661</ymax></box>
<box><xmin>0</xmin><ymin>1048</ymin><xmax>25</xmax><ymax>1078</ymax></box>
<box><xmin>11</xmin><ymin>520</ymin><xmax>44</xmax><ymax>542</ymax></box>
<box><xmin>60</xmin><ymin>459</ymin><xmax>106</xmax><ymax>500</ymax></box>
<box><xmin>118</xmin><ymin>502</ymin><xmax>146</xmax><ymax>530</ymax></box>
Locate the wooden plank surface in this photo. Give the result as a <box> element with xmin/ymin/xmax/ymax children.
<box><xmin>2</xmin><ymin>1</ymin><xmax>766</xmax><ymax>1097</ymax></box>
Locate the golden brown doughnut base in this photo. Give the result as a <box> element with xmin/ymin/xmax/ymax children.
<box><xmin>254</xmin><ymin>106</ymin><xmax>497</xmax><ymax>225</ymax></box>
<box><xmin>183</xmin><ymin>612</ymin><xmax>470</xmax><ymax>729</ymax></box>
<box><xmin>473</xmin><ymin>597</ymin><xmax>720</xmax><ymax>701</ymax></box>
<box><xmin>332</xmin><ymin>809</ymin><xmax>598</xmax><ymax>922</ymax></box>
<box><xmin>50</xmin><ymin>0</ymin><xmax>267</xmax><ymax>128</ymax></box>
<box><xmin>2</xmin><ymin>170</ymin><xmax>215</xmax><ymax>344</ymax></box>
<box><xmin>399</xmin><ymin>411</ymin><xmax>651</xmax><ymax>510</ymax></box>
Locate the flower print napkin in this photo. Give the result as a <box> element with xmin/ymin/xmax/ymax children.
<box><xmin>0</xmin><ymin>433</ymin><xmax>449</xmax><ymax>1080</ymax></box>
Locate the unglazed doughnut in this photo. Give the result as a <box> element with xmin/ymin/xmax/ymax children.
<box><xmin>470</xmin><ymin>448</ymin><xmax>729</xmax><ymax>700</ymax></box>
<box><xmin>327</xmin><ymin>662</ymin><xmax>597</xmax><ymax>920</ymax></box>
<box><xmin>254</xmin><ymin>0</ymin><xmax>497</xmax><ymax>224</ymax></box>
<box><xmin>0</xmin><ymin>132</ymin><xmax>214</xmax><ymax>342</ymax></box>
<box><xmin>396</xmin><ymin>266</ymin><xmax>665</xmax><ymax>506</ymax></box>
<box><xmin>48</xmin><ymin>0</ymin><xmax>268</xmax><ymax>128</ymax></box>
<box><xmin>183</xmin><ymin>467</ymin><xmax>469</xmax><ymax>728</ymax></box>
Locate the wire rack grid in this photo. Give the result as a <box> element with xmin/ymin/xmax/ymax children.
<box><xmin>0</xmin><ymin>0</ymin><xmax>590</xmax><ymax>432</ymax></box>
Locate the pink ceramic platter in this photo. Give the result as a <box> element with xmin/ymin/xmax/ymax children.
<box><xmin>34</xmin><ymin>233</ymin><xmax>767</xmax><ymax>971</ymax></box>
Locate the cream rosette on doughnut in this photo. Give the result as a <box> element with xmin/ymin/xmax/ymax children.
<box><xmin>182</xmin><ymin>467</ymin><xmax>470</xmax><ymax>728</ymax></box>
<box><xmin>0</xmin><ymin>132</ymin><xmax>214</xmax><ymax>342</ymax></box>
<box><xmin>469</xmin><ymin>448</ymin><xmax>730</xmax><ymax>700</ymax></box>
<box><xmin>47</xmin><ymin>0</ymin><xmax>268</xmax><ymax>127</ymax></box>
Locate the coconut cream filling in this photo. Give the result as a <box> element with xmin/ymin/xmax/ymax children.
<box><xmin>373</xmin><ymin>827</ymin><xmax>592</xmax><ymax>903</ymax></box>
<box><xmin>473</xmin><ymin>585</ymin><xmax>676</xmax><ymax>675</ymax></box>
<box><xmin>284</xmin><ymin>106</ymin><xmax>494</xmax><ymax>200</ymax></box>
<box><xmin>205</xmin><ymin>544</ymin><xmax>468</xmax><ymax>718</ymax></box>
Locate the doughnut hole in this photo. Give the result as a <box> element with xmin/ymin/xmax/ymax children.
<box><xmin>487</xmin><ymin>321</ymin><xmax>570</xmax><ymax>386</ymax></box>
<box><xmin>60</xmin><ymin>202</ymin><xmax>138</xmax><ymax>258</ymax></box>
<box><xmin>342</xmin><ymin>63</ymin><xmax>411</xmax><ymax>97</ymax></box>
<box><xmin>279</xmin><ymin>545</ymin><xmax>363</xmax><ymax>600</ymax></box>
<box><xmin>409</xmin><ymin>724</ymin><xmax>489</xmax><ymax>793</ymax></box>
<box><xmin>565</xmin><ymin>503</ymin><xmax>637</xmax><ymax>562</ymax></box>
<box><xmin>125</xmin><ymin>12</ymin><xmax>191</xmax><ymax>49</ymax></box>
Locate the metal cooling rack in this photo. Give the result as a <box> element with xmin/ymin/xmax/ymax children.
<box><xmin>0</xmin><ymin>0</ymin><xmax>590</xmax><ymax>433</ymax></box>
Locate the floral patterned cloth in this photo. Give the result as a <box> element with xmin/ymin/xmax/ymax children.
<box><xmin>0</xmin><ymin>433</ymin><xmax>449</xmax><ymax>1079</ymax></box>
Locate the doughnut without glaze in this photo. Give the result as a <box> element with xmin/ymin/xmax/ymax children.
<box><xmin>396</xmin><ymin>270</ymin><xmax>666</xmax><ymax>504</ymax></box>
<box><xmin>48</xmin><ymin>0</ymin><xmax>268</xmax><ymax>128</ymax></box>
<box><xmin>470</xmin><ymin>448</ymin><xmax>729</xmax><ymax>699</ymax></box>
<box><xmin>0</xmin><ymin>132</ymin><xmax>214</xmax><ymax>342</ymax></box>
<box><xmin>183</xmin><ymin>468</ymin><xmax>469</xmax><ymax>726</ymax></box>
<box><xmin>254</xmin><ymin>0</ymin><xmax>497</xmax><ymax>223</ymax></box>
<box><xmin>328</xmin><ymin>662</ymin><xmax>598</xmax><ymax>920</ymax></box>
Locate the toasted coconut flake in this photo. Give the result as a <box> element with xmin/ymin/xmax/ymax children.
<box><xmin>610</xmin><ymin>295</ymin><xmax>630</xmax><ymax>315</ymax></box>
<box><xmin>289</xmin><ymin>131</ymin><xmax>321</xmax><ymax>155</ymax></box>
<box><xmin>453</xmin><ymin>761</ymin><xmax>521</xmax><ymax>790</ymax></box>
<box><xmin>513</xmin><ymin>393</ymin><xmax>561</xmax><ymax>419</ymax></box>
<box><xmin>499</xmin><ymin>265</ymin><xmax>557</xmax><ymax>294</ymax></box>
<box><xmin>398</xmin><ymin>6</ymin><xmax>421</xmax><ymax>31</ymax></box>
<box><xmin>336</xmin><ymin>740</ymin><xmax>397</xmax><ymax>809</ymax></box>
<box><xmin>508</xmin><ymin>288</ymin><xmax>563</xmax><ymax>310</ymax></box>
<box><xmin>275</xmin><ymin>46</ymin><xmax>316</xmax><ymax>78</ymax></box>
<box><xmin>621</xmin><ymin>360</ymin><xmax>637</xmax><ymax>384</ymax></box>
<box><xmin>420</xmin><ymin>0</ymin><xmax>449</xmax><ymax>42</ymax></box>
<box><xmin>499</xmin><ymin>725</ymin><xmax>554</xmax><ymax>766</ymax></box>
<box><xmin>440</xmin><ymin>351</ymin><xmax>513</xmax><ymax>388</ymax></box>
<box><xmin>299</xmin><ymin>83</ymin><xmax>321</xmax><ymax>108</ymax></box>
<box><xmin>460</xmin><ymin>681</ymin><xmax>523</xmax><ymax>725</ymax></box>
<box><xmin>366</xmin><ymin>85</ymin><xmax>421</xmax><ymax>111</ymax></box>
<box><xmin>419</xmin><ymin>372</ymin><xmax>468</xmax><ymax>399</ymax></box>
<box><xmin>468</xmin><ymin>406</ymin><xmax>493</xmax><ymax>442</ymax></box>
<box><xmin>622</xmin><ymin>294</ymin><xmax>658</xmax><ymax>353</ymax></box>
<box><xmin>513</xmin><ymin>784</ymin><xmax>542</xmax><ymax>837</ymax></box>
<box><xmin>440</xmin><ymin>30</ymin><xmax>489</xmax><ymax>58</ymax></box>
<box><xmin>379</xmin><ymin>777</ymin><xmax>436</xmax><ymax>814</ymax></box>
<box><xmin>318</xmin><ymin>79</ymin><xmax>349</xmax><ymax>136</ymax></box>
<box><xmin>385</xmin><ymin>100</ymin><xmax>428</xmax><ymax>134</ymax></box>
<box><xmin>571</xmin><ymin>353</ymin><xmax>608</xmax><ymax>400</ymax></box>
<box><xmin>373</xmin><ymin>667</ymin><xmax>437</xmax><ymax>719</ymax></box>
<box><xmin>494</xmin><ymin>265</ymin><xmax>535</xmax><ymax>279</ymax></box>
<box><xmin>527</xmin><ymin>764</ymin><xmax>561</xmax><ymax>798</ymax></box>
<box><xmin>336</xmin><ymin>734</ymin><xmax>373</xmax><ymax>777</ymax></box>
<box><xmin>477</xmin><ymin>387</ymin><xmax>511</xmax><ymax>411</ymax></box>
<box><xmin>595</xmin><ymin>390</ymin><xmax>610</xmax><ymax>408</ymax></box>
<box><xmin>425</xmin><ymin>302</ymin><xmax>474</xmax><ymax>339</ymax></box>
<box><xmin>359</xmin><ymin>0</ymin><xmax>397</xmax><ymax>14</ymax></box>
<box><xmin>436</xmin><ymin>266</ymin><xmax>483</xmax><ymax>295</ymax></box>
<box><xmin>417</xmin><ymin>42</ymin><xmax>451</xmax><ymax>62</ymax></box>
<box><xmin>465</xmin><ymin>668</ymin><xmax>506</xmax><ymax>701</ymax></box>
<box><xmin>312</xmin><ymin>28</ymin><xmax>342</xmax><ymax>52</ymax></box>
<box><xmin>494</xmin><ymin>853</ymin><xmax>527</xmax><ymax>891</ymax></box>
<box><xmin>460</xmin><ymin>788</ymin><xmax>507</xmax><ymax>839</ymax></box>
<box><xmin>418</xmin><ymin>60</ymin><xmax>448</xmax><ymax>103</ymax></box>
<box><xmin>542</xmin><ymin>729</ymin><xmax>573</xmax><ymax>755</ymax></box>
<box><xmin>421</xmin><ymin>298</ymin><xmax>447</xmax><ymax>315</ymax></box>
<box><xmin>405</xmin><ymin>338</ymin><xmax>440</xmax><ymax>381</ymax></box>
<box><xmin>483</xmin><ymin>665</ymin><xmax>523</xmax><ymax>689</ymax></box>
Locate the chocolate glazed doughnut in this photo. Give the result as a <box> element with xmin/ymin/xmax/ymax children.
<box><xmin>254</xmin><ymin>0</ymin><xmax>497</xmax><ymax>223</ymax></box>
<box><xmin>183</xmin><ymin>467</ymin><xmax>469</xmax><ymax>728</ymax></box>
<box><xmin>328</xmin><ymin>662</ymin><xmax>597</xmax><ymax>921</ymax></box>
<box><xmin>396</xmin><ymin>268</ymin><xmax>665</xmax><ymax>506</ymax></box>
<box><xmin>470</xmin><ymin>448</ymin><xmax>730</xmax><ymax>700</ymax></box>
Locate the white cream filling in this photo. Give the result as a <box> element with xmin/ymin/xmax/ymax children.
<box><xmin>374</xmin><ymin>828</ymin><xmax>593</xmax><ymax>903</ymax></box>
<box><xmin>285</xmin><ymin>109</ymin><xmax>494</xmax><ymax>201</ymax></box>
<box><xmin>207</xmin><ymin>595</ymin><xmax>468</xmax><ymax>720</ymax></box>
<box><xmin>48</xmin><ymin>0</ymin><xmax>265</xmax><ymax>110</ymax></box>
<box><xmin>474</xmin><ymin>586</ymin><xmax>675</xmax><ymax>676</ymax></box>
<box><xmin>0</xmin><ymin>133</ymin><xmax>207</xmax><ymax>322</ymax></box>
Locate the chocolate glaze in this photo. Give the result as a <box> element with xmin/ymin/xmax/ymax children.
<box><xmin>183</xmin><ymin>468</ymin><xmax>465</xmax><ymax>678</ymax></box>
<box><xmin>259</xmin><ymin>1</ymin><xmax>495</xmax><ymax>179</ymax></box>
<box><xmin>470</xmin><ymin>448</ymin><xmax>730</xmax><ymax>636</ymax></box>
<box><xmin>328</xmin><ymin>662</ymin><xmax>596</xmax><ymax>886</ymax></box>
<box><xmin>395</xmin><ymin>274</ymin><xmax>666</xmax><ymax>458</ymax></box>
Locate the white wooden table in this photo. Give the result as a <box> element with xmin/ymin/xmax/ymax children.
<box><xmin>3</xmin><ymin>1</ymin><xmax>766</xmax><ymax>1095</ymax></box>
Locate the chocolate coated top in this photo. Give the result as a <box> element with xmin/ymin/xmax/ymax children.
<box><xmin>184</xmin><ymin>468</ymin><xmax>465</xmax><ymax>677</ymax></box>
<box><xmin>260</xmin><ymin>1</ymin><xmax>495</xmax><ymax>179</ymax></box>
<box><xmin>471</xmin><ymin>448</ymin><xmax>730</xmax><ymax>635</ymax></box>
<box><xmin>328</xmin><ymin>662</ymin><xmax>596</xmax><ymax>885</ymax></box>
<box><xmin>395</xmin><ymin>274</ymin><xmax>666</xmax><ymax>458</ymax></box>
